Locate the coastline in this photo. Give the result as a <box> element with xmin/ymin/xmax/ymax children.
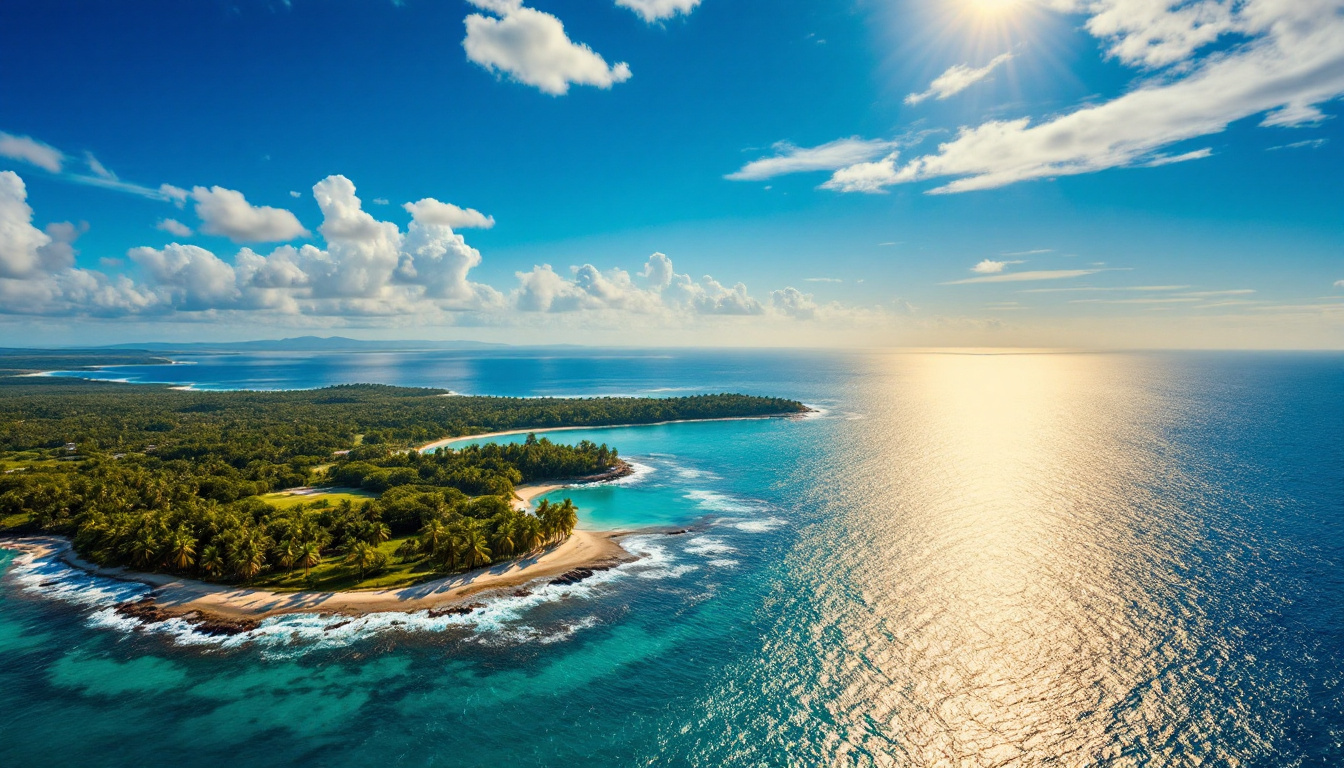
<box><xmin>0</xmin><ymin>468</ymin><xmax>643</xmax><ymax>632</ymax></box>
<box><xmin>2</xmin><ymin>527</ymin><xmax>634</xmax><ymax>630</ymax></box>
<box><xmin>416</xmin><ymin>411</ymin><xmax>808</xmax><ymax>453</ymax></box>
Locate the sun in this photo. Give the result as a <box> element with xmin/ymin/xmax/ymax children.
<box><xmin>966</xmin><ymin>0</ymin><xmax>1025</xmax><ymax>16</ymax></box>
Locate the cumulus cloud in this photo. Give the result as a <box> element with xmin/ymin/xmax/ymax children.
<box><xmin>191</xmin><ymin>186</ymin><xmax>310</xmax><ymax>243</ymax></box>
<box><xmin>157</xmin><ymin>218</ymin><xmax>194</xmax><ymax>237</ymax></box>
<box><xmin>0</xmin><ymin>171</ymin><xmax>157</xmax><ymax>316</ymax></box>
<box><xmin>119</xmin><ymin>176</ymin><xmax>503</xmax><ymax>316</ymax></box>
<box><xmin>463</xmin><ymin>0</ymin><xmax>632</xmax><ymax>95</ymax></box>
<box><xmin>616</xmin><ymin>0</ymin><xmax>702</xmax><ymax>23</ymax></box>
<box><xmin>905</xmin><ymin>53</ymin><xmax>1014</xmax><ymax>105</ymax></box>
<box><xmin>971</xmin><ymin>259</ymin><xmax>1025</xmax><ymax>274</ymax></box>
<box><xmin>129</xmin><ymin>243</ymin><xmax>242</xmax><ymax>310</ymax></box>
<box><xmin>819</xmin><ymin>153</ymin><xmax>901</xmax><ymax>193</ymax></box>
<box><xmin>515</xmin><ymin>252</ymin><xmax>768</xmax><ymax>316</ymax></box>
<box><xmin>0</xmin><ymin>172</ymin><xmax>58</xmax><ymax>279</ymax></box>
<box><xmin>728</xmin><ymin>138</ymin><xmax>898</xmax><ymax>181</ymax></box>
<box><xmin>810</xmin><ymin>0</ymin><xmax>1344</xmax><ymax>193</ymax></box>
<box><xmin>771</xmin><ymin>287</ymin><xmax>819</xmax><ymax>319</ymax></box>
<box><xmin>403</xmin><ymin>198</ymin><xmax>495</xmax><ymax>229</ymax></box>
<box><xmin>0</xmin><ymin>132</ymin><xmax>64</xmax><ymax>173</ymax></box>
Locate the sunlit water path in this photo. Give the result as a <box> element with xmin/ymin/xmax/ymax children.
<box><xmin>4</xmin><ymin>350</ymin><xmax>1342</xmax><ymax>765</ymax></box>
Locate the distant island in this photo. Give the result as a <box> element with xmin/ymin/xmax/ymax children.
<box><xmin>0</xmin><ymin>377</ymin><xmax>807</xmax><ymax>619</ymax></box>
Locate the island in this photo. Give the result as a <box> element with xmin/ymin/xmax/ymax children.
<box><xmin>0</xmin><ymin>378</ymin><xmax>808</xmax><ymax>631</ymax></box>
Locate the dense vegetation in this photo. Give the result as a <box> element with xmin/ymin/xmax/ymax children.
<box><xmin>0</xmin><ymin>348</ymin><xmax>168</xmax><ymax>376</ymax></box>
<box><xmin>0</xmin><ymin>378</ymin><xmax>806</xmax><ymax>588</ymax></box>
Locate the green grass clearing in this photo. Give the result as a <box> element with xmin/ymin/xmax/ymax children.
<box><xmin>250</xmin><ymin>535</ymin><xmax>442</xmax><ymax>591</ymax></box>
<box><xmin>258</xmin><ymin>488</ymin><xmax>377</xmax><ymax>510</ymax></box>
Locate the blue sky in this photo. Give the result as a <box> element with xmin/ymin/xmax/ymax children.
<box><xmin>0</xmin><ymin>0</ymin><xmax>1340</xmax><ymax>347</ymax></box>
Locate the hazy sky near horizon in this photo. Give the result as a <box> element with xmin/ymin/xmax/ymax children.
<box><xmin>0</xmin><ymin>0</ymin><xmax>1340</xmax><ymax>348</ymax></box>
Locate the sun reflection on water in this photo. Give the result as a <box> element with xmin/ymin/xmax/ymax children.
<box><xmin>726</xmin><ymin>351</ymin><xmax>1250</xmax><ymax>765</ymax></box>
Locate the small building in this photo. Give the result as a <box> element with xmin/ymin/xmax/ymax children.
<box><xmin>64</xmin><ymin>442</ymin><xmax>78</xmax><ymax>453</ymax></box>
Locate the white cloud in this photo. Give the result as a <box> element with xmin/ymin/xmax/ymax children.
<box><xmin>157</xmin><ymin>218</ymin><xmax>194</xmax><ymax>238</ymax></box>
<box><xmin>372</xmin><ymin>197</ymin><xmax>390</xmax><ymax>206</ymax></box>
<box><xmin>0</xmin><ymin>171</ymin><xmax>157</xmax><ymax>316</ymax></box>
<box><xmin>771</xmin><ymin>287</ymin><xmax>819</xmax><ymax>319</ymax></box>
<box><xmin>727</xmin><ymin>138</ymin><xmax>898</xmax><ymax>181</ymax></box>
<box><xmin>0</xmin><ymin>132</ymin><xmax>64</xmax><ymax>173</ymax></box>
<box><xmin>0</xmin><ymin>172</ymin><xmax>57</xmax><ymax>279</ymax></box>
<box><xmin>403</xmin><ymin>198</ymin><xmax>496</xmax><ymax>229</ymax></box>
<box><xmin>666</xmin><ymin>273</ymin><xmax>765</xmax><ymax>315</ymax></box>
<box><xmin>942</xmin><ymin>269</ymin><xmax>1103</xmax><ymax>285</ymax></box>
<box><xmin>821</xmin><ymin>0</ymin><xmax>1344</xmax><ymax>194</ymax></box>
<box><xmin>160</xmin><ymin>184</ymin><xmax>189</xmax><ymax>207</ymax></box>
<box><xmin>616</xmin><ymin>0</ymin><xmax>702</xmax><ymax>22</ymax></box>
<box><xmin>191</xmin><ymin>186</ymin><xmax>310</xmax><ymax>243</ymax></box>
<box><xmin>971</xmin><ymin>259</ymin><xmax>1025</xmax><ymax>274</ymax></box>
<box><xmin>641</xmin><ymin>251</ymin><xmax>674</xmax><ymax>289</ymax></box>
<box><xmin>515</xmin><ymin>252</ymin><xmax>766</xmax><ymax>316</ymax></box>
<box><xmin>463</xmin><ymin>0</ymin><xmax>632</xmax><ymax>95</ymax></box>
<box><xmin>804</xmin><ymin>277</ymin><xmax>842</xmax><ymax>283</ymax></box>
<box><xmin>289</xmin><ymin>190</ymin><xmax>302</xmax><ymax>198</ymax></box>
<box><xmin>819</xmin><ymin>153</ymin><xmax>900</xmax><ymax>193</ymax></box>
<box><xmin>1268</xmin><ymin>138</ymin><xmax>1328</xmax><ymax>150</ymax></box>
<box><xmin>129</xmin><ymin>244</ymin><xmax>241</xmax><ymax>310</ymax></box>
<box><xmin>1142</xmin><ymin>148</ymin><xmax>1213</xmax><ymax>166</ymax></box>
<box><xmin>905</xmin><ymin>53</ymin><xmax>1014</xmax><ymax>105</ymax></box>
<box><xmin>84</xmin><ymin>152</ymin><xmax>117</xmax><ymax>181</ymax></box>
<box><xmin>1335</xmin><ymin>279</ymin><xmax>1344</xmax><ymax>288</ymax></box>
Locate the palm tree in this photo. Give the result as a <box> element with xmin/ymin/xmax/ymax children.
<box><xmin>126</xmin><ymin>531</ymin><xmax>158</xmax><ymax>569</ymax></box>
<box><xmin>420</xmin><ymin>518</ymin><xmax>448</xmax><ymax>556</ymax></box>
<box><xmin>344</xmin><ymin>540</ymin><xmax>378</xmax><ymax>581</ymax></box>
<box><xmin>366</xmin><ymin>521</ymin><xmax>391</xmax><ymax>545</ymax></box>
<box><xmin>520</xmin><ymin>516</ymin><xmax>544</xmax><ymax>553</ymax></box>
<box><xmin>297</xmin><ymin>541</ymin><xmax>322</xmax><ymax>578</ymax></box>
<box><xmin>230</xmin><ymin>542</ymin><xmax>266</xmax><ymax>582</ymax></box>
<box><xmin>277</xmin><ymin>537</ymin><xmax>301</xmax><ymax>573</ymax></box>
<box><xmin>165</xmin><ymin>529</ymin><xmax>197</xmax><ymax>571</ymax></box>
<box><xmin>199</xmin><ymin>545</ymin><xmax>224</xmax><ymax>577</ymax></box>
<box><xmin>490</xmin><ymin>519</ymin><xmax>516</xmax><ymax>559</ymax></box>
<box><xmin>459</xmin><ymin>525</ymin><xmax>492</xmax><ymax>570</ymax></box>
<box><xmin>557</xmin><ymin>499</ymin><xmax>578</xmax><ymax>538</ymax></box>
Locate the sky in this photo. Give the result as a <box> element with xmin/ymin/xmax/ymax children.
<box><xmin>0</xmin><ymin>0</ymin><xmax>1340</xmax><ymax>348</ymax></box>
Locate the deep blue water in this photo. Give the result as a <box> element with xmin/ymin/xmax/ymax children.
<box><xmin>4</xmin><ymin>349</ymin><xmax>1343</xmax><ymax>766</ymax></box>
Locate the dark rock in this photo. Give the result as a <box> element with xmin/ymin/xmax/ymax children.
<box><xmin>427</xmin><ymin>602</ymin><xmax>484</xmax><ymax>618</ymax></box>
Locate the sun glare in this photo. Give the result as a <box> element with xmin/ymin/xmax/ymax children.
<box><xmin>967</xmin><ymin>0</ymin><xmax>1023</xmax><ymax>16</ymax></box>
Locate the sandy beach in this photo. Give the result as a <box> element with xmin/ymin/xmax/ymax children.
<box><xmin>3</xmin><ymin>527</ymin><xmax>632</xmax><ymax>624</ymax></box>
<box><xmin>415</xmin><ymin>413</ymin><xmax>800</xmax><ymax>454</ymax></box>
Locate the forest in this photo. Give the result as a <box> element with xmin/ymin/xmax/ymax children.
<box><xmin>0</xmin><ymin>378</ymin><xmax>806</xmax><ymax>588</ymax></box>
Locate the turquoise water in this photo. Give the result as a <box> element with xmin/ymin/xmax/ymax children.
<box><xmin>4</xmin><ymin>350</ymin><xmax>1344</xmax><ymax>765</ymax></box>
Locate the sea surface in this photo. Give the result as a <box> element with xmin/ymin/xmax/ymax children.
<box><xmin>3</xmin><ymin>349</ymin><xmax>1343</xmax><ymax>766</ymax></box>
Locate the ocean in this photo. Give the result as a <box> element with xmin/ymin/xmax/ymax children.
<box><xmin>3</xmin><ymin>348</ymin><xmax>1342</xmax><ymax>766</ymax></box>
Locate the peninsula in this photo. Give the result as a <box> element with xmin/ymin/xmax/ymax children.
<box><xmin>0</xmin><ymin>377</ymin><xmax>807</xmax><ymax>624</ymax></box>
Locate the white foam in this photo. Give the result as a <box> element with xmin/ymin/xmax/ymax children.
<box><xmin>706</xmin><ymin>559</ymin><xmax>739</xmax><ymax>568</ymax></box>
<box><xmin>8</xmin><ymin>551</ymin><xmax>151</xmax><ymax>607</ymax></box>
<box><xmin>597</xmin><ymin>459</ymin><xmax>654</xmax><ymax>487</ymax></box>
<box><xmin>684</xmin><ymin>489</ymin><xmax>764</xmax><ymax>515</ymax></box>
<box><xmin>684</xmin><ymin>536</ymin><xmax>736</xmax><ymax>556</ymax></box>
<box><xmin>725</xmin><ymin>516</ymin><xmax>787</xmax><ymax>533</ymax></box>
<box><xmin>4</xmin><ymin>530</ymin><xmax>694</xmax><ymax>652</ymax></box>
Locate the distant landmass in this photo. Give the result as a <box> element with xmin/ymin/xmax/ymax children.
<box><xmin>98</xmin><ymin>336</ymin><xmax>512</xmax><ymax>352</ymax></box>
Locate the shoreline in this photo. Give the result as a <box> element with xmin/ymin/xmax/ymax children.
<box><xmin>416</xmin><ymin>411</ymin><xmax>808</xmax><ymax>453</ymax></box>
<box><xmin>0</xmin><ymin>464</ymin><xmax>644</xmax><ymax>633</ymax></box>
<box><xmin>2</xmin><ymin>530</ymin><xmax>635</xmax><ymax>630</ymax></box>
